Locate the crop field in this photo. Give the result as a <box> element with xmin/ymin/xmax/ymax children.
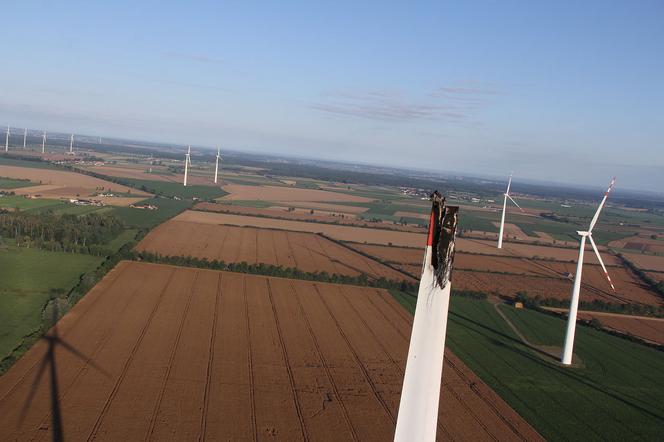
<box><xmin>193</xmin><ymin>202</ymin><xmax>426</xmax><ymax>232</ymax></box>
<box><xmin>549</xmin><ymin>310</ymin><xmax>664</xmax><ymax>345</ymax></box>
<box><xmin>0</xmin><ymin>165</ymin><xmax>149</xmax><ymax>205</ymax></box>
<box><xmin>350</xmin><ymin>244</ymin><xmax>660</xmax><ymax>306</ymax></box>
<box><xmin>0</xmin><ymin>177</ymin><xmax>36</xmax><ymax>189</ymax></box>
<box><xmin>107</xmin><ymin>197</ymin><xmax>193</xmax><ymax>228</ymax></box>
<box><xmin>391</xmin><ymin>294</ymin><xmax>664</xmax><ymax>441</ymax></box>
<box><xmin>136</xmin><ymin>221</ymin><xmax>412</xmax><ymax>281</ymax></box>
<box><xmin>623</xmin><ymin>252</ymin><xmax>664</xmax><ymax>272</ymax></box>
<box><xmin>173</xmin><ymin>210</ymin><xmax>428</xmax><ymax>247</ymax></box>
<box><xmin>0</xmin><ymin>195</ymin><xmax>66</xmax><ymax>212</ymax></box>
<box><xmin>0</xmin><ymin>244</ymin><xmax>103</xmax><ymax>362</ymax></box>
<box><xmin>220</xmin><ymin>183</ymin><xmax>374</xmax><ymax>203</ymax></box>
<box><xmin>0</xmin><ymin>262</ymin><xmax>542</xmax><ymax>441</ymax></box>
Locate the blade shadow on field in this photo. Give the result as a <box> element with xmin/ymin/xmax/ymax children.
<box><xmin>18</xmin><ymin>302</ymin><xmax>109</xmax><ymax>442</ymax></box>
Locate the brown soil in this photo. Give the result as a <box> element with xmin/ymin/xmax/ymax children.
<box><xmin>136</xmin><ymin>221</ymin><xmax>413</xmax><ymax>282</ymax></box>
<box><xmin>572</xmin><ymin>311</ymin><xmax>664</xmax><ymax>345</ymax></box>
<box><xmin>0</xmin><ymin>261</ymin><xmax>543</xmax><ymax>441</ymax></box>
<box><xmin>622</xmin><ymin>252</ymin><xmax>664</xmax><ymax>272</ymax></box>
<box><xmin>175</xmin><ymin>210</ymin><xmax>428</xmax><ymax>247</ymax></box>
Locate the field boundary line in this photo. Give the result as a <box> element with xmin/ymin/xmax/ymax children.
<box><xmin>266</xmin><ymin>280</ymin><xmax>308</xmax><ymax>441</ymax></box>
<box><xmin>146</xmin><ymin>270</ymin><xmax>199</xmax><ymax>441</ymax></box>
<box><xmin>200</xmin><ymin>272</ymin><xmax>223</xmax><ymax>441</ymax></box>
<box><xmin>314</xmin><ymin>284</ymin><xmax>396</xmax><ymax>423</ymax></box>
<box><xmin>86</xmin><ymin>267</ymin><xmax>178</xmax><ymax>441</ymax></box>
<box><xmin>290</xmin><ymin>281</ymin><xmax>359</xmax><ymax>441</ymax></box>
<box><xmin>0</xmin><ymin>261</ymin><xmax>131</xmax><ymax>405</ymax></box>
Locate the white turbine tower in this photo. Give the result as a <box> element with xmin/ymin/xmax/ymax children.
<box><xmin>214</xmin><ymin>146</ymin><xmax>221</xmax><ymax>184</ymax></box>
<box><xmin>395</xmin><ymin>192</ymin><xmax>459</xmax><ymax>442</ymax></box>
<box><xmin>497</xmin><ymin>172</ymin><xmax>524</xmax><ymax>249</ymax></box>
<box><xmin>42</xmin><ymin>131</ymin><xmax>47</xmax><ymax>154</ymax></box>
<box><xmin>69</xmin><ymin>134</ymin><xmax>74</xmax><ymax>153</ymax></box>
<box><xmin>23</xmin><ymin>128</ymin><xmax>27</xmax><ymax>149</ymax></box>
<box><xmin>561</xmin><ymin>177</ymin><xmax>616</xmax><ymax>366</ymax></box>
<box><xmin>4</xmin><ymin>126</ymin><xmax>8</xmax><ymax>152</ymax></box>
<box><xmin>183</xmin><ymin>145</ymin><xmax>192</xmax><ymax>186</ymax></box>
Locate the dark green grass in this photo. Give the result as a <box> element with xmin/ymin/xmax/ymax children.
<box><xmin>105</xmin><ymin>228</ymin><xmax>138</xmax><ymax>251</ymax></box>
<box><xmin>0</xmin><ymin>155</ymin><xmax>58</xmax><ymax>170</ymax></box>
<box><xmin>108</xmin><ymin>197</ymin><xmax>192</xmax><ymax>228</ymax></box>
<box><xmin>0</xmin><ymin>244</ymin><xmax>102</xmax><ymax>360</ymax></box>
<box><xmin>0</xmin><ymin>177</ymin><xmax>37</xmax><ymax>189</ymax></box>
<box><xmin>216</xmin><ymin>200</ymin><xmax>274</xmax><ymax>208</ymax></box>
<box><xmin>110</xmin><ymin>177</ymin><xmax>228</xmax><ymax>200</ymax></box>
<box><xmin>458</xmin><ymin>211</ymin><xmax>499</xmax><ymax>233</ymax></box>
<box><xmin>390</xmin><ymin>292</ymin><xmax>664</xmax><ymax>441</ymax></box>
<box><xmin>52</xmin><ymin>205</ymin><xmax>113</xmax><ymax>216</ymax></box>
<box><xmin>0</xmin><ymin>195</ymin><xmax>66</xmax><ymax>212</ymax></box>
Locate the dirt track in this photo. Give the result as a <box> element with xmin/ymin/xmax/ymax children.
<box><xmin>0</xmin><ymin>261</ymin><xmax>543</xmax><ymax>441</ymax></box>
<box><xmin>136</xmin><ymin>221</ymin><xmax>413</xmax><ymax>281</ymax></box>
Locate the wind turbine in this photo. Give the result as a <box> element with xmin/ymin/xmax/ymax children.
<box><xmin>183</xmin><ymin>145</ymin><xmax>192</xmax><ymax>186</ymax></box>
<box><xmin>42</xmin><ymin>130</ymin><xmax>46</xmax><ymax>154</ymax></box>
<box><xmin>497</xmin><ymin>172</ymin><xmax>524</xmax><ymax>249</ymax></box>
<box><xmin>69</xmin><ymin>134</ymin><xmax>74</xmax><ymax>153</ymax></box>
<box><xmin>23</xmin><ymin>128</ymin><xmax>27</xmax><ymax>148</ymax></box>
<box><xmin>4</xmin><ymin>126</ymin><xmax>8</xmax><ymax>152</ymax></box>
<box><xmin>214</xmin><ymin>146</ymin><xmax>221</xmax><ymax>184</ymax></box>
<box><xmin>561</xmin><ymin>177</ymin><xmax>616</xmax><ymax>366</ymax></box>
<box><xmin>395</xmin><ymin>191</ymin><xmax>459</xmax><ymax>442</ymax></box>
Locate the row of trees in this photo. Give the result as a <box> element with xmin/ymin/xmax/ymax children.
<box><xmin>0</xmin><ymin>211</ymin><xmax>124</xmax><ymax>255</ymax></box>
<box><xmin>133</xmin><ymin>251</ymin><xmax>419</xmax><ymax>292</ymax></box>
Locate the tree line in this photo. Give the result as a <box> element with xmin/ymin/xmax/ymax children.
<box><xmin>0</xmin><ymin>211</ymin><xmax>124</xmax><ymax>255</ymax></box>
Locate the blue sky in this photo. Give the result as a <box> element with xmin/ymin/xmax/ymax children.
<box><xmin>1</xmin><ymin>1</ymin><xmax>662</xmax><ymax>191</ymax></box>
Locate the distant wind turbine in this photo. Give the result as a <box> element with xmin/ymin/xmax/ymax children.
<box><xmin>69</xmin><ymin>134</ymin><xmax>74</xmax><ymax>153</ymax></box>
<box><xmin>42</xmin><ymin>131</ymin><xmax>47</xmax><ymax>154</ymax></box>
<box><xmin>497</xmin><ymin>172</ymin><xmax>524</xmax><ymax>249</ymax></box>
<box><xmin>183</xmin><ymin>145</ymin><xmax>192</xmax><ymax>186</ymax></box>
<box><xmin>214</xmin><ymin>146</ymin><xmax>221</xmax><ymax>184</ymax></box>
<box><xmin>23</xmin><ymin>128</ymin><xmax>27</xmax><ymax>148</ymax></box>
<box><xmin>4</xmin><ymin>126</ymin><xmax>8</xmax><ymax>152</ymax></box>
<box><xmin>561</xmin><ymin>177</ymin><xmax>616</xmax><ymax>366</ymax></box>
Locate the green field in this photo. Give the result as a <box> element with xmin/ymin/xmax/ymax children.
<box><xmin>111</xmin><ymin>177</ymin><xmax>228</xmax><ymax>200</ymax></box>
<box><xmin>0</xmin><ymin>177</ymin><xmax>36</xmax><ymax>189</ymax></box>
<box><xmin>0</xmin><ymin>155</ymin><xmax>59</xmax><ymax>170</ymax></box>
<box><xmin>108</xmin><ymin>197</ymin><xmax>192</xmax><ymax>228</ymax></box>
<box><xmin>0</xmin><ymin>244</ymin><xmax>103</xmax><ymax>362</ymax></box>
<box><xmin>0</xmin><ymin>195</ymin><xmax>66</xmax><ymax>212</ymax></box>
<box><xmin>390</xmin><ymin>292</ymin><xmax>664</xmax><ymax>441</ymax></box>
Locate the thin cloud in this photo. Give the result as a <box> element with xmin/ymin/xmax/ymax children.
<box><xmin>311</xmin><ymin>90</ymin><xmax>467</xmax><ymax>122</ymax></box>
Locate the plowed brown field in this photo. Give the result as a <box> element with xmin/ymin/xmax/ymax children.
<box><xmin>623</xmin><ymin>252</ymin><xmax>664</xmax><ymax>272</ymax></box>
<box><xmin>136</xmin><ymin>221</ymin><xmax>412</xmax><ymax>281</ymax></box>
<box><xmin>174</xmin><ymin>210</ymin><xmax>427</xmax><ymax>246</ymax></box>
<box><xmin>0</xmin><ymin>262</ymin><xmax>542</xmax><ymax>441</ymax></box>
<box><xmin>0</xmin><ymin>165</ymin><xmax>150</xmax><ymax>205</ymax></box>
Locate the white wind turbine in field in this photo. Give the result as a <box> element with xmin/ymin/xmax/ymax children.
<box><xmin>561</xmin><ymin>177</ymin><xmax>616</xmax><ymax>366</ymax></box>
<box><xmin>42</xmin><ymin>131</ymin><xmax>46</xmax><ymax>154</ymax></box>
<box><xmin>497</xmin><ymin>172</ymin><xmax>524</xmax><ymax>249</ymax></box>
<box><xmin>23</xmin><ymin>128</ymin><xmax>27</xmax><ymax>148</ymax></box>
<box><xmin>183</xmin><ymin>145</ymin><xmax>192</xmax><ymax>186</ymax></box>
<box><xmin>69</xmin><ymin>134</ymin><xmax>74</xmax><ymax>153</ymax></box>
<box><xmin>214</xmin><ymin>146</ymin><xmax>221</xmax><ymax>184</ymax></box>
<box><xmin>4</xmin><ymin>126</ymin><xmax>8</xmax><ymax>152</ymax></box>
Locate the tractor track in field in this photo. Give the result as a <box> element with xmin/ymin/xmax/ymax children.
<box><xmin>146</xmin><ymin>271</ymin><xmax>199</xmax><ymax>441</ymax></box>
<box><xmin>266</xmin><ymin>280</ymin><xmax>309</xmax><ymax>441</ymax></box>
<box><xmin>87</xmin><ymin>267</ymin><xmax>177</xmax><ymax>441</ymax></box>
<box><xmin>199</xmin><ymin>273</ymin><xmax>223</xmax><ymax>441</ymax></box>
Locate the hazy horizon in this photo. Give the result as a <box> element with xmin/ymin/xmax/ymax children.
<box><xmin>1</xmin><ymin>1</ymin><xmax>662</xmax><ymax>192</ymax></box>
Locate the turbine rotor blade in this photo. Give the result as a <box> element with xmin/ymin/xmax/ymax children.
<box><xmin>588</xmin><ymin>234</ymin><xmax>615</xmax><ymax>291</ymax></box>
<box><xmin>506</xmin><ymin>194</ymin><xmax>524</xmax><ymax>212</ymax></box>
<box><xmin>588</xmin><ymin>177</ymin><xmax>616</xmax><ymax>233</ymax></box>
<box><xmin>505</xmin><ymin>173</ymin><xmax>513</xmax><ymax>195</ymax></box>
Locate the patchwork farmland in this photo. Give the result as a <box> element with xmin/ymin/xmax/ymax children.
<box><xmin>0</xmin><ymin>262</ymin><xmax>542</xmax><ymax>441</ymax></box>
<box><xmin>136</xmin><ymin>220</ymin><xmax>412</xmax><ymax>281</ymax></box>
